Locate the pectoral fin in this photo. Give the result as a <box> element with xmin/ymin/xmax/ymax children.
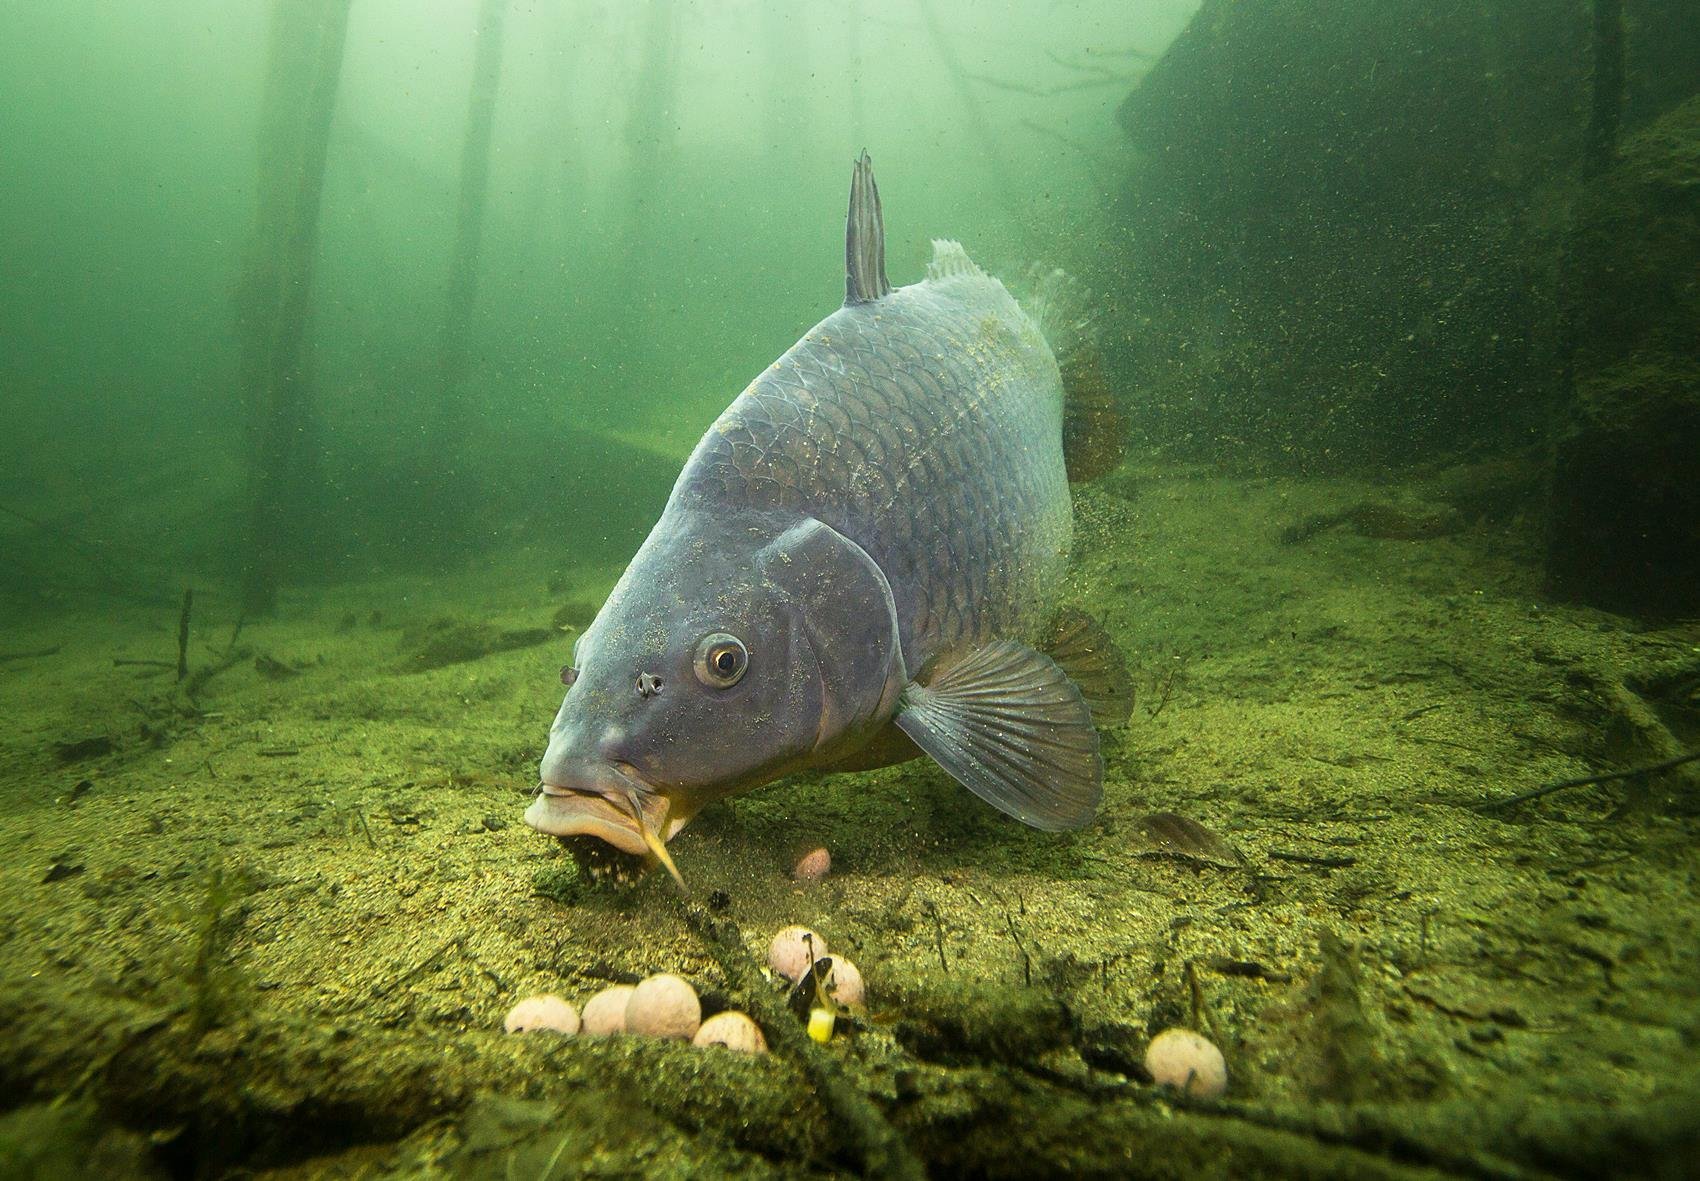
<box><xmin>895</xmin><ymin>640</ymin><xmax>1102</xmax><ymax>831</ymax></box>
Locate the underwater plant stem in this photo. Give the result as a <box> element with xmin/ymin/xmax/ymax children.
<box><xmin>676</xmin><ymin>901</ymin><xmax>925</xmax><ymax>1181</ymax></box>
<box><xmin>238</xmin><ymin>0</ymin><xmax>352</xmax><ymax>614</ymax></box>
<box><xmin>1583</xmin><ymin>0</ymin><xmax>1625</xmax><ymax>179</ymax></box>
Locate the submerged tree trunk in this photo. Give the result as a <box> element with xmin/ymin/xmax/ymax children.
<box><xmin>624</xmin><ymin>0</ymin><xmax>678</xmax><ymax>241</ymax></box>
<box><xmin>1583</xmin><ymin>0</ymin><xmax>1626</xmax><ymax>178</ymax></box>
<box><xmin>616</xmin><ymin>0</ymin><xmax>679</xmax><ymax>370</ymax></box>
<box><xmin>915</xmin><ymin>0</ymin><xmax>1021</xmax><ymax>222</ymax></box>
<box><xmin>237</xmin><ymin>0</ymin><xmax>352</xmax><ymax>614</ymax></box>
<box><xmin>438</xmin><ymin>0</ymin><xmax>508</xmax><ymax>449</ymax></box>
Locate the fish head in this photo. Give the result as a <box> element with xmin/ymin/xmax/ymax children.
<box><xmin>525</xmin><ymin>512</ymin><xmax>905</xmax><ymax>865</ymax></box>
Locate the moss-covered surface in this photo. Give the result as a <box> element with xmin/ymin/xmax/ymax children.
<box><xmin>1102</xmin><ymin>0</ymin><xmax>1594</xmax><ymax>470</ymax></box>
<box><xmin>1547</xmin><ymin>95</ymin><xmax>1700</xmax><ymax>617</ymax></box>
<box><xmin>2</xmin><ymin>464</ymin><xmax>1699</xmax><ymax>1178</ymax></box>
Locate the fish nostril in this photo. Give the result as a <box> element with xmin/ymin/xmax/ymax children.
<box><xmin>636</xmin><ymin>672</ymin><xmax>662</xmax><ymax>698</ymax></box>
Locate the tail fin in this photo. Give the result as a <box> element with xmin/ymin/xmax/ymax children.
<box><xmin>1023</xmin><ymin>265</ymin><xmax>1095</xmax><ymax>369</ymax></box>
<box><xmin>1023</xmin><ymin>267</ymin><xmax>1127</xmax><ymax>483</ymax></box>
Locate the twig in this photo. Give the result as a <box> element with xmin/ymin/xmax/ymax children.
<box><xmin>181</xmin><ymin>645</ymin><xmax>247</xmax><ymax>701</ymax></box>
<box><xmin>1268</xmin><ymin>849</ymin><xmax>1357</xmax><ymax>868</ymax></box>
<box><xmin>115</xmin><ymin>658</ymin><xmax>175</xmax><ymax>669</ymax></box>
<box><xmin>676</xmin><ymin>900</ymin><xmax>925</xmax><ymax>1181</ymax></box>
<box><xmin>0</xmin><ymin>645</ymin><xmax>62</xmax><ymax>663</ymax></box>
<box><xmin>1476</xmin><ymin>749</ymin><xmax>1700</xmax><ymax>812</ymax></box>
<box><xmin>1184</xmin><ymin>959</ymin><xmax>1217</xmax><ymax>1040</ymax></box>
<box><xmin>1146</xmin><ymin>665</ymin><xmax>1180</xmax><ymax>719</ymax></box>
<box><xmin>176</xmin><ymin>587</ymin><xmax>194</xmax><ymax>682</ymax></box>
<box><xmin>1079</xmin><ymin>44</ymin><xmax>1155</xmax><ymax>60</ymax></box>
<box><xmin>373</xmin><ymin>936</ymin><xmax>466</xmax><ymax>999</ymax></box>
<box><xmin>989</xmin><ymin>887</ymin><xmax>1034</xmax><ymax>987</ymax></box>
<box><xmin>966</xmin><ymin>72</ymin><xmax>1127</xmax><ymax>96</ymax></box>
<box><xmin>1044</xmin><ymin>47</ymin><xmax>1139</xmax><ymax>78</ymax></box>
<box><xmin>921</xmin><ymin>897</ymin><xmax>950</xmax><ymax>973</ymax></box>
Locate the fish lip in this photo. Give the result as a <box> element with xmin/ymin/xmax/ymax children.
<box><xmin>524</xmin><ymin>789</ymin><xmax>650</xmax><ymax>855</ymax></box>
<box><xmin>524</xmin><ymin>765</ymin><xmax>679</xmax><ymax>857</ymax></box>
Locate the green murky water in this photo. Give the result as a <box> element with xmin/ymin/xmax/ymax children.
<box><xmin>2</xmin><ymin>2</ymin><xmax>1698</xmax><ymax>1177</ymax></box>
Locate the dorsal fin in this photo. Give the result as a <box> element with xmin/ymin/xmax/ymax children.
<box><xmin>844</xmin><ymin>151</ymin><xmax>891</xmax><ymax>306</ymax></box>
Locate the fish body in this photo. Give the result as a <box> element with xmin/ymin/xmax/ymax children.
<box><xmin>526</xmin><ymin>155</ymin><xmax>1124</xmax><ymax>868</ymax></box>
<box><xmin>681</xmin><ymin>238</ymin><xmax>1071</xmax><ymax>691</ymax></box>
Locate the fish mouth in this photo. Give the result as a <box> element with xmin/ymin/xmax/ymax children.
<box><xmin>523</xmin><ymin>764</ymin><xmax>693</xmax><ymax>885</ymax></box>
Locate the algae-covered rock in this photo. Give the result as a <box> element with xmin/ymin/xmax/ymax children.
<box><xmin>889</xmin><ymin>977</ymin><xmax>1073</xmax><ymax>1067</ymax></box>
<box><xmin>1546</xmin><ymin>360</ymin><xmax>1700</xmax><ymax>616</ymax></box>
<box><xmin>0</xmin><ymin>1101</ymin><xmax>162</xmax><ymax>1181</ymax></box>
<box><xmin>1107</xmin><ymin>0</ymin><xmax>1588</xmax><ymax>469</ymax></box>
<box><xmin>1548</xmin><ymin>96</ymin><xmax>1700</xmax><ymax>617</ymax></box>
<box><xmin>1565</xmin><ymin>96</ymin><xmax>1700</xmax><ymax>373</ymax></box>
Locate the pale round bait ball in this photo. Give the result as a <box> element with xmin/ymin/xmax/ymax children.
<box><xmin>581</xmin><ymin>984</ymin><xmax>635</xmax><ymax>1037</ymax></box>
<box><xmin>625</xmin><ymin>973</ymin><xmax>701</xmax><ymax>1040</ymax></box>
<box><xmin>503</xmin><ymin>994</ymin><xmax>580</xmax><ymax>1035</ymax></box>
<box><xmin>1145</xmin><ymin>1028</ymin><xmax>1227</xmax><ymax>1098</ymax></box>
<box><xmin>792</xmin><ymin>846</ymin><xmax>832</xmax><ymax>882</ymax></box>
<box><xmin>692</xmin><ymin>1010</ymin><xmax>768</xmax><ymax>1054</ymax></box>
<box><xmin>768</xmin><ymin>926</ymin><xmax>828</xmax><ymax>983</ymax></box>
<box><xmin>823</xmin><ymin>955</ymin><xmax>865</xmax><ymax>1008</ymax></box>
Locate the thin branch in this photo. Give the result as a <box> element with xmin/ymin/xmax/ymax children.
<box><xmin>1476</xmin><ymin>749</ymin><xmax>1700</xmax><ymax>812</ymax></box>
<box><xmin>966</xmin><ymin>71</ymin><xmax>1131</xmax><ymax>96</ymax></box>
<box><xmin>1043</xmin><ymin>48</ymin><xmax>1131</xmax><ymax>79</ymax></box>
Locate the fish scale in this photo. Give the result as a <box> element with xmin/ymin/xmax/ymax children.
<box><xmin>526</xmin><ymin>155</ymin><xmax>1121</xmax><ymax>868</ymax></box>
<box><xmin>677</xmin><ymin>272</ymin><xmax>1070</xmax><ymax>674</ymax></box>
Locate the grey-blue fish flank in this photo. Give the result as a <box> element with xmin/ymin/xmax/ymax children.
<box><xmin>525</xmin><ymin>152</ymin><xmax>1122</xmax><ymax>877</ymax></box>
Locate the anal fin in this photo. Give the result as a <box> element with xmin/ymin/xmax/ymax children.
<box><xmin>1061</xmin><ymin>344</ymin><xmax>1128</xmax><ymax>483</ymax></box>
<box><xmin>1045</xmin><ymin>608</ymin><xmax>1134</xmax><ymax>727</ymax></box>
<box><xmin>895</xmin><ymin>640</ymin><xmax>1101</xmax><ymax>831</ymax></box>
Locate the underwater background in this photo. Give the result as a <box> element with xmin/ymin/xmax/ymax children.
<box><xmin>2</xmin><ymin>0</ymin><xmax>1698</xmax><ymax>1177</ymax></box>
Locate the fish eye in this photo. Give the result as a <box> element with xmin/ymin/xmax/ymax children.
<box><xmin>693</xmin><ymin>633</ymin><xmax>748</xmax><ymax>688</ymax></box>
<box><xmin>560</xmin><ymin>665</ymin><xmax>578</xmax><ymax>687</ymax></box>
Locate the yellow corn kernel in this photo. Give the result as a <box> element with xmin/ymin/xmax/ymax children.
<box><xmin>807</xmin><ymin>1007</ymin><xmax>835</xmax><ymax>1044</ymax></box>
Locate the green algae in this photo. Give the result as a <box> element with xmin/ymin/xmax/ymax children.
<box><xmin>2</xmin><ymin>464</ymin><xmax>1698</xmax><ymax>1177</ymax></box>
<box><xmin>172</xmin><ymin>861</ymin><xmax>263</xmax><ymax>1036</ymax></box>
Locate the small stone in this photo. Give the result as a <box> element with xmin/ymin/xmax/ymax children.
<box><xmin>692</xmin><ymin>1011</ymin><xmax>768</xmax><ymax>1054</ymax></box>
<box><xmin>1144</xmin><ymin>1028</ymin><xmax>1227</xmax><ymax>1098</ymax></box>
<box><xmin>792</xmin><ymin>846</ymin><xmax>831</xmax><ymax>882</ymax></box>
<box><xmin>823</xmin><ymin>955</ymin><xmax>865</xmax><ymax>1008</ymax></box>
<box><xmin>769</xmin><ymin>926</ymin><xmax>827</xmax><ymax>983</ymax></box>
<box><xmin>581</xmin><ymin>985</ymin><xmax>635</xmax><ymax>1036</ymax></box>
<box><xmin>625</xmin><ymin>973</ymin><xmax>701</xmax><ymax>1040</ymax></box>
<box><xmin>503</xmin><ymin>994</ymin><xmax>580</xmax><ymax>1035</ymax></box>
